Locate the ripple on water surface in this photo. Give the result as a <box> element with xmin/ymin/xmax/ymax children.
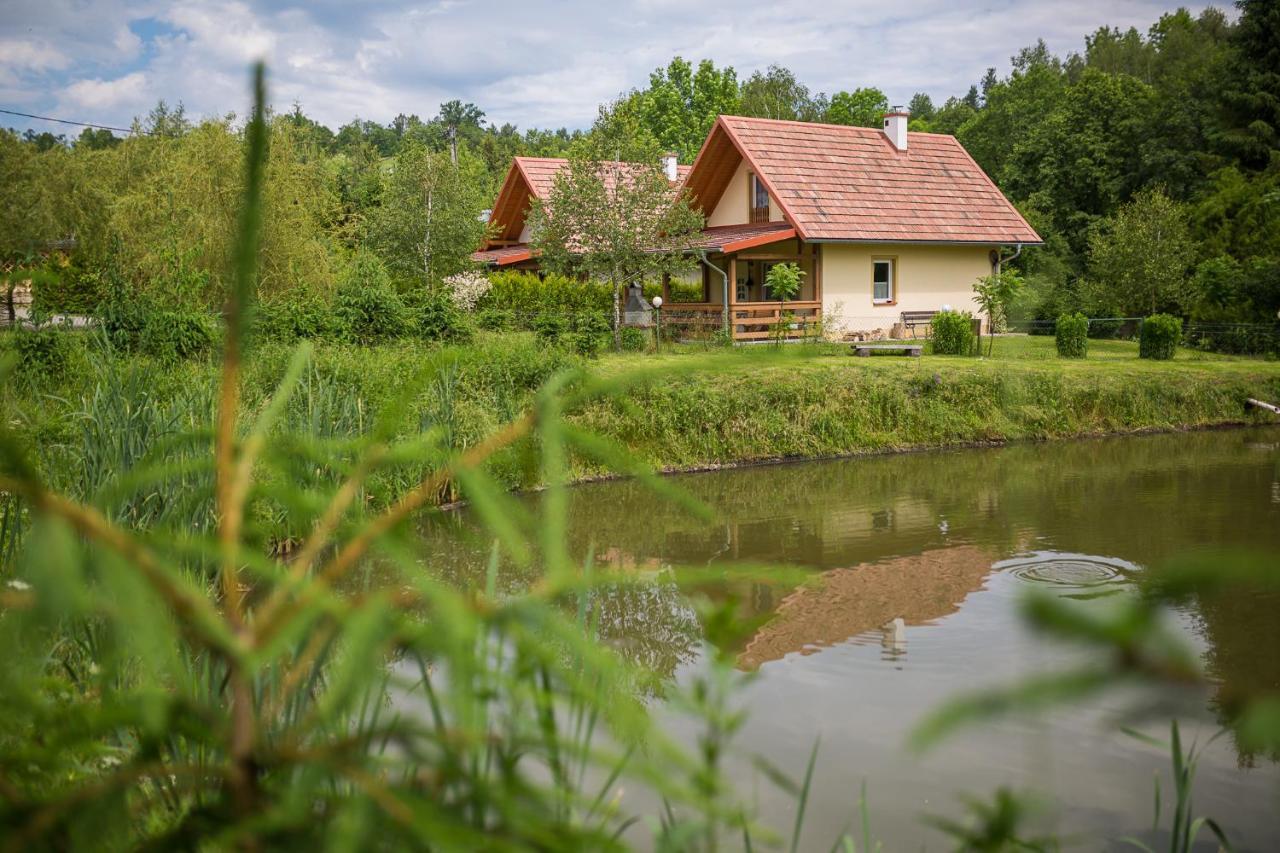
<box><xmin>999</xmin><ymin>552</ymin><xmax>1139</xmax><ymax>590</ymax></box>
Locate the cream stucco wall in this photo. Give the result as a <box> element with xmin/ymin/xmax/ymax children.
<box><xmin>706</xmin><ymin>159</ymin><xmax>785</xmax><ymax>227</ymax></box>
<box><xmin>819</xmin><ymin>243</ymin><xmax>994</xmax><ymax>335</ymax></box>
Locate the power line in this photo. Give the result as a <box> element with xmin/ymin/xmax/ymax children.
<box><xmin>0</xmin><ymin>108</ymin><xmax>146</xmax><ymax>136</ymax></box>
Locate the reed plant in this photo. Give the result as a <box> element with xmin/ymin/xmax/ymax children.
<box><xmin>0</xmin><ymin>65</ymin><xmax>784</xmax><ymax>850</ymax></box>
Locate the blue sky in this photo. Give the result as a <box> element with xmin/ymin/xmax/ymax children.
<box><xmin>1</xmin><ymin>0</ymin><xmax>1231</xmax><ymax>137</ymax></box>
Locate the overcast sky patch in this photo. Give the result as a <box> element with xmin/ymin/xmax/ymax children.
<box><xmin>1</xmin><ymin>0</ymin><xmax>1231</xmax><ymax>136</ymax></box>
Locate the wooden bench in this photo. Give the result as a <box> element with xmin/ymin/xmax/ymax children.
<box><xmin>900</xmin><ymin>310</ymin><xmax>938</xmax><ymax>338</ymax></box>
<box><xmin>852</xmin><ymin>344</ymin><xmax>922</xmax><ymax>357</ymax></box>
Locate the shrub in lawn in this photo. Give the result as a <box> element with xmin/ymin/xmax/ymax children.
<box><xmin>413</xmin><ymin>289</ymin><xmax>474</xmax><ymax>344</ymax></box>
<box><xmin>1140</xmin><ymin>313</ymin><xmax>1182</xmax><ymax>360</ymax></box>
<box><xmin>14</xmin><ymin>325</ymin><xmax>76</xmax><ymax>378</ymax></box>
<box><xmin>335</xmin><ymin>253</ymin><xmax>409</xmax><ymax>343</ymax></box>
<box><xmin>619</xmin><ymin>325</ymin><xmax>648</xmax><ymax>352</ymax></box>
<box><xmin>569</xmin><ymin>312</ymin><xmax>611</xmax><ymax>357</ymax></box>
<box><xmin>139</xmin><ymin>309</ymin><xmax>218</xmax><ymax>362</ymax></box>
<box><xmin>1055</xmin><ymin>313</ymin><xmax>1089</xmax><ymax>358</ymax></box>
<box><xmin>930</xmin><ymin>310</ymin><xmax>976</xmax><ymax>355</ymax></box>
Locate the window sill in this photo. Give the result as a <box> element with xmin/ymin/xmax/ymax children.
<box><xmin>872</xmin><ymin>300</ymin><xmax>897</xmax><ymax>307</ymax></box>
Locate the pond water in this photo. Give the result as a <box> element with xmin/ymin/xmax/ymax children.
<box><xmin>416</xmin><ymin>427</ymin><xmax>1280</xmax><ymax>850</ymax></box>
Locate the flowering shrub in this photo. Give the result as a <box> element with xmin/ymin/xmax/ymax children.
<box><xmin>443</xmin><ymin>271</ymin><xmax>491</xmax><ymax>311</ymax></box>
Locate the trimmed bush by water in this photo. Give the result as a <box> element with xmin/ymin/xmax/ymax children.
<box><xmin>1140</xmin><ymin>313</ymin><xmax>1182</xmax><ymax>360</ymax></box>
<box><xmin>930</xmin><ymin>310</ymin><xmax>975</xmax><ymax>355</ymax></box>
<box><xmin>1055</xmin><ymin>313</ymin><xmax>1089</xmax><ymax>358</ymax></box>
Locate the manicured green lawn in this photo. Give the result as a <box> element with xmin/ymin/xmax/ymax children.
<box><xmin>596</xmin><ymin>333</ymin><xmax>1280</xmax><ymax>380</ymax></box>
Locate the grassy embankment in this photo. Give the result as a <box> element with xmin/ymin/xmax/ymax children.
<box><xmin>6</xmin><ymin>332</ymin><xmax>1279</xmax><ymax>523</ymax></box>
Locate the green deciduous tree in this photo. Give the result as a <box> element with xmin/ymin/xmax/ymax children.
<box><xmin>825</xmin><ymin>87</ymin><xmax>888</xmax><ymax>128</ymax></box>
<box><xmin>1004</xmin><ymin>68</ymin><xmax>1156</xmax><ymax>256</ymax></box>
<box><xmin>637</xmin><ymin>57</ymin><xmax>740</xmax><ymax>161</ymax></box>
<box><xmin>364</xmin><ymin>142</ymin><xmax>490</xmax><ymax>289</ymax></box>
<box><xmin>740</xmin><ymin>65</ymin><xmax>826</xmax><ymax>122</ymax></box>
<box><xmin>529</xmin><ymin>155</ymin><xmax>704</xmax><ymax>350</ymax></box>
<box><xmin>972</xmin><ymin>269</ymin><xmax>1025</xmax><ymax>354</ymax></box>
<box><xmin>1086</xmin><ymin>187</ymin><xmax>1195</xmax><ymax>316</ymax></box>
<box><xmin>437</xmin><ymin>100</ymin><xmax>485</xmax><ymax>166</ymax></box>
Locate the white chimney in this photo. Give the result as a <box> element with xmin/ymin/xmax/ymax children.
<box><xmin>883</xmin><ymin>107</ymin><xmax>910</xmax><ymax>152</ymax></box>
<box><xmin>662</xmin><ymin>152</ymin><xmax>679</xmax><ymax>182</ymax></box>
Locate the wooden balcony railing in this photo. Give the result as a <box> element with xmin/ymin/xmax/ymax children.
<box><xmin>749</xmin><ymin>205</ymin><xmax>770</xmax><ymax>224</ymax></box>
<box><xmin>659</xmin><ymin>301</ymin><xmax>822</xmax><ymax>342</ymax></box>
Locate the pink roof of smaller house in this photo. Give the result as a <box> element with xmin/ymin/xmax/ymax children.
<box><xmin>684</xmin><ymin>116</ymin><xmax>1041</xmax><ymax>245</ymax></box>
<box><xmin>471</xmin><ymin>245</ymin><xmax>535</xmax><ymax>267</ymax></box>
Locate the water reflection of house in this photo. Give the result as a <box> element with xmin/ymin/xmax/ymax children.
<box><xmin>738</xmin><ymin>545</ymin><xmax>994</xmax><ymax>669</ymax></box>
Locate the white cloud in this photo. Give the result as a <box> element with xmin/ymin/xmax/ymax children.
<box><xmin>2</xmin><ymin>0</ymin><xmax>1239</xmax><ymax>134</ymax></box>
<box><xmin>0</xmin><ymin>38</ymin><xmax>71</xmax><ymax>72</ymax></box>
<box><xmin>62</xmin><ymin>71</ymin><xmax>150</xmax><ymax>110</ymax></box>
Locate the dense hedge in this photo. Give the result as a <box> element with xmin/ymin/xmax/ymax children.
<box><xmin>1055</xmin><ymin>313</ymin><xmax>1089</xmax><ymax>358</ymax></box>
<box><xmin>1140</xmin><ymin>314</ymin><xmax>1182</xmax><ymax>360</ymax></box>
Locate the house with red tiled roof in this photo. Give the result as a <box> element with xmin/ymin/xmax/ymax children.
<box><xmin>474</xmin><ymin>110</ymin><xmax>1040</xmax><ymax>340</ymax></box>
<box><xmin>472</xmin><ymin>155</ymin><xmax>692</xmax><ymax>271</ymax></box>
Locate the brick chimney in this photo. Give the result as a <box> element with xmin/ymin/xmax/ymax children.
<box><xmin>883</xmin><ymin>107</ymin><xmax>910</xmax><ymax>151</ymax></box>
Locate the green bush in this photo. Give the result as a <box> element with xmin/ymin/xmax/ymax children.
<box><xmin>533</xmin><ymin>311</ymin><xmax>569</xmax><ymax>344</ymax></box>
<box><xmin>569</xmin><ymin>312</ymin><xmax>611</xmax><ymax>358</ymax></box>
<box><xmin>139</xmin><ymin>310</ymin><xmax>218</xmax><ymax>362</ymax></box>
<box><xmin>1140</xmin><ymin>313</ymin><xmax>1182</xmax><ymax>360</ymax></box>
<box><xmin>619</xmin><ymin>325</ymin><xmax>648</xmax><ymax>352</ymax></box>
<box><xmin>30</xmin><ymin>259</ymin><xmax>108</xmax><ymax>315</ymax></box>
<box><xmin>485</xmin><ymin>271</ymin><xmax>612</xmax><ymax>320</ymax></box>
<box><xmin>930</xmin><ymin>310</ymin><xmax>976</xmax><ymax>355</ymax></box>
<box><xmin>413</xmin><ymin>289</ymin><xmax>474</xmax><ymax>344</ymax></box>
<box><xmin>475</xmin><ymin>306</ymin><xmax>513</xmax><ymax>332</ymax></box>
<box><xmin>334</xmin><ymin>253</ymin><xmax>409</xmax><ymax>343</ymax></box>
<box><xmin>253</xmin><ymin>292</ymin><xmax>338</xmax><ymax>340</ymax></box>
<box><xmin>14</xmin><ymin>325</ymin><xmax>76</xmax><ymax>378</ymax></box>
<box><xmin>96</xmin><ymin>291</ymin><xmax>150</xmax><ymax>351</ymax></box>
<box><xmin>1055</xmin><ymin>312</ymin><xmax>1089</xmax><ymax>358</ymax></box>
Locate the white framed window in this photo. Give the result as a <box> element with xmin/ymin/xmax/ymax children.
<box><xmin>872</xmin><ymin>258</ymin><xmax>895</xmax><ymax>303</ymax></box>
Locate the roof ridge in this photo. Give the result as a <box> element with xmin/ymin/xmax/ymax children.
<box><xmin>720</xmin><ymin>114</ymin><xmax>958</xmax><ymax>141</ymax></box>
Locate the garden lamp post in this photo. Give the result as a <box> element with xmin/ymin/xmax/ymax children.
<box><xmin>652</xmin><ymin>296</ymin><xmax>663</xmax><ymax>353</ymax></box>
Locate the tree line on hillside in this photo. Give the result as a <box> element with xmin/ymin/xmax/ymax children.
<box><xmin>1</xmin><ymin>1</ymin><xmax>1277</xmax><ymax>333</ymax></box>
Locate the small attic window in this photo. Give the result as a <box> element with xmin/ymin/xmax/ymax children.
<box><xmin>750</xmin><ymin>173</ymin><xmax>770</xmax><ymax>223</ymax></box>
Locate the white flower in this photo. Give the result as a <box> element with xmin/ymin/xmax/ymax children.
<box><xmin>5</xmin><ymin>579</ymin><xmax>31</xmax><ymax>591</ymax></box>
<box><xmin>442</xmin><ymin>271</ymin><xmax>491</xmax><ymax>312</ymax></box>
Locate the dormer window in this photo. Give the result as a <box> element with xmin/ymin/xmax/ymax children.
<box><xmin>750</xmin><ymin>173</ymin><xmax>770</xmax><ymax>223</ymax></box>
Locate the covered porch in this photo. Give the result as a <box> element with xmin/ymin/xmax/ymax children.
<box><xmin>661</xmin><ymin>222</ymin><xmax>823</xmax><ymax>342</ymax></box>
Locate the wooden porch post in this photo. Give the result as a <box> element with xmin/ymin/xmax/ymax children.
<box><xmin>661</xmin><ymin>272</ymin><xmax>670</xmax><ymax>305</ymax></box>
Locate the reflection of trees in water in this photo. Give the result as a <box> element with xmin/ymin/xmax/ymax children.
<box><xmin>389</xmin><ymin>538</ymin><xmax>702</xmax><ymax>695</ymax></box>
<box><xmin>1190</xmin><ymin>586</ymin><xmax>1280</xmax><ymax>766</ymax></box>
<box><xmin>584</xmin><ymin>578</ymin><xmax>701</xmax><ymax>696</ymax></box>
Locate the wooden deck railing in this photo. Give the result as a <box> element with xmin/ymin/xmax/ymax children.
<box><xmin>660</xmin><ymin>301</ymin><xmax>822</xmax><ymax>342</ymax></box>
